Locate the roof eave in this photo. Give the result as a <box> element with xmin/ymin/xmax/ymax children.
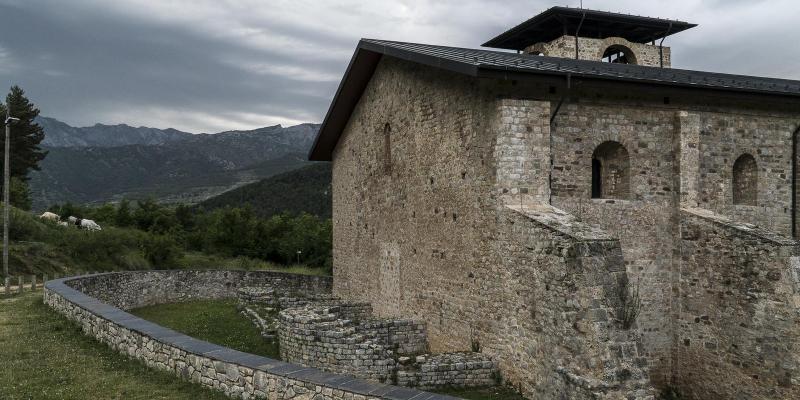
<box><xmin>310</xmin><ymin>39</ymin><xmax>800</xmax><ymax>162</ymax></box>
<box><xmin>308</xmin><ymin>40</ymin><xmax>480</xmax><ymax>161</ymax></box>
<box><xmin>481</xmin><ymin>7</ymin><xmax>697</xmax><ymax>50</ymax></box>
<box><xmin>308</xmin><ymin>44</ymin><xmax>382</xmax><ymax>161</ymax></box>
<box><xmin>476</xmin><ymin>64</ymin><xmax>800</xmax><ymax>99</ymax></box>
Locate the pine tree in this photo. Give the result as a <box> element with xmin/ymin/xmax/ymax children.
<box><xmin>0</xmin><ymin>86</ymin><xmax>48</xmax><ymax>187</ymax></box>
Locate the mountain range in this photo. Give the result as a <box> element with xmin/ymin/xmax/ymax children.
<box><xmin>37</xmin><ymin>117</ymin><xmax>192</xmax><ymax>147</ymax></box>
<box><xmin>28</xmin><ymin>117</ymin><xmax>321</xmax><ymax>210</ymax></box>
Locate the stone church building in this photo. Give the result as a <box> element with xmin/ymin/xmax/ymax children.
<box><xmin>309</xmin><ymin>7</ymin><xmax>800</xmax><ymax>399</ymax></box>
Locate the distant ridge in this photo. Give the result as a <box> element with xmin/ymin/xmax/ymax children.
<box><xmin>29</xmin><ymin>117</ymin><xmax>321</xmax><ymax>209</ymax></box>
<box><xmin>37</xmin><ymin>116</ymin><xmax>192</xmax><ymax>147</ymax></box>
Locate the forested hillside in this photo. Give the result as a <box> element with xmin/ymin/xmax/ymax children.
<box><xmin>199</xmin><ymin>163</ymin><xmax>331</xmax><ymax>219</ymax></box>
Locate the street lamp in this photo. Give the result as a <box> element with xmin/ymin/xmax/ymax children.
<box><xmin>3</xmin><ymin>112</ymin><xmax>19</xmax><ymax>278</ymax></box>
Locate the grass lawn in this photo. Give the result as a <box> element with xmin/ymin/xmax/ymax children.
<box><xmin>0</xmin><ymin>292</ymin><xmax>228</xmax><ymax>400</ymax></box>
<box><xmin>435</xmin><ymin>386</ymin><xmax>528</xmax><ymax>400</ymax></box>
<box><xmin>130</xmin><ymin>299</ymin><xmax>281</xmax><ymax>359</ymax></box>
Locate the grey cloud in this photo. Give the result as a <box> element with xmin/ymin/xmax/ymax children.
<box><xmin>0</xmin><ymin>0</ymin><xmax>797</xmax><ymax>133</ymax></box>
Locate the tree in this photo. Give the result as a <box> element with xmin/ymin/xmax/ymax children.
<box><xmin>115</xmin><ymin>199</ymin><xmax>134</xmax><ymax>227</ymax></box>
<box><xmin>0</xmin><ymin>86</ymin><xmax>48</xmax><ymax>188</ymax></box>
<box><xmin>9</xmin><ymin>177</ymin><xmax>31</xmax><ymax>210</ymax></box>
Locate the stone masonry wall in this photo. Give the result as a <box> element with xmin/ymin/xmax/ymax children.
<box><xmin>525</xmin><ymin>35</ymin><xmax>671</xmax><ymax>67</ymax></box>
<box><xmin>676</xmin><ymin>208</ymin><xmax>800</xmax><ymax>399</ymax></box>
<box><xmin>490</xmin><ymin>204</ymin><xmax>654</xmax><ymax>399</ymax></box>
<box><xmin>549</xmin><ymin>102</ymin><xmax>680</xmax><ymax>385</ymax></box>
<box><xmin>694</xmin><ymin>112</ymin><xmax>798</xmax><ymax>235</ymax></box>
<box><xmin>67</xmin><ymin>270</ymin><xmax>332</xmax><ymax>310</ymax></box>
<box><xmin>45</xmin><ymin>272</ymin><xmax>457</xmax><ymax>400</ymax></box>
<box><xmin>331</xmin><ymin>55</ymin><xmax>800</xmax><ymax>399</ymax></box>
<box><xmin>331</xmin><ymin>56</ymin><xmax>499</xmax><ymax>356</ymax></box>
<box><xmin>277</xmin><ymin>303</ymin><xmax>428</xmax><ymax>383</ymax></box>
<box><xmin>237</xmin><ymin>288</ymin><xmax>499</xmax><ymax>392</ymax></box>
<box><xmin>396</xmin><ymin>353</ymin><xmax>497</xmax><ymax>389</ymax></box>
<box><xmin>547</xmin><ymin>103</ymin><xmax>800</xmax><ymax>387</ymax></box>
<box><xmin>332</xmin><ymin>58</ymin><xmax>656</xmax><ymax>399</ymax></box>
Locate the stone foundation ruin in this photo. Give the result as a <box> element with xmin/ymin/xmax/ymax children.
<box><xmin>44</xmin><ymin>270</ymin><xmax>465</xmax><ymax>400</ymax></box>
<box><xmin>237</xmin><ymin>287</ymin><xmax>499</xmax><ymax>390</ymax></box>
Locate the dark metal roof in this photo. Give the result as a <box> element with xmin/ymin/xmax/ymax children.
<box><xmin>308</xmin><ymin>39</ymin><xmax>800</xmax><ymax>161</ymax></box>
<box><xmin>482</xmin><ymin>6</ymin><xmax>697</xmax><ymax>50</ymax></box>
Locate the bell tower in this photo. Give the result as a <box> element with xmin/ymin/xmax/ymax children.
<box><xmin>482</xmin><ymin>7</ymin><xmax>696</xmax><ymax>68</ymax></box>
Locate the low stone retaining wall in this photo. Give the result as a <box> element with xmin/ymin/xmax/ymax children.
<box><xmin>273</xmin><ymin>301</ymin><xmax>497</xmax><ymax>390</ymax></box>
<box><xmin>278</xmin><ymin>303</ymin><xmax>429</xmax><ymax>383</ymax></box>
<box><xmin>44</xmin><ymin>270</ymin><xmax>459</xmax><ymax>400</ymax></box>
<box><xmin>397</xmin><ymin>353</ymin><xmax>497</xmax><ymax>389</ymax></box>
<box><xmin>65</xmin><ymin>270</ymin><xmax>332</xmax><ymax>310</ymax></box>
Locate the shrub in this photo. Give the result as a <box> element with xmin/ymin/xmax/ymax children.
<box><xmin>141</xmin><ymin>234</ymin><xmax>181</xmax><ymax>268</ymax></box>
<box><xmin>618</xmin><ymin>277</ymin><xmax>642</xmax><ymax>330</ymax></box>
<box><xmin>41</xmin><ymin>200</ymin><xmax>334</xmax><ymax>270</ymax></box>
<box><xmin>9</xmin><ymin>207</ymin><xmax>46</xmax><ymax>241</ymax></box>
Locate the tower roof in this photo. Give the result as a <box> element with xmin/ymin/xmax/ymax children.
<box><xmin>482</xmin><ymin>6</ymin><xmax>697</xmax><ymax>51</ymax></box>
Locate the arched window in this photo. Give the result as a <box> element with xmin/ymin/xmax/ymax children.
<box><xmin>601</xmin><ymin>45</ymin><xmax>637</xmax><ymax>65</ymax></box>
<box><xmin>383</xmin><ymin>123</ymin><xmax>391</xmax><ymax>174</ymax></box>
<box><xmin>592</xmin><ymin>141</ymin><xmax>630</xmax><ymax>199</ymax></box>
<box><xmin>733</xmin><ymin>154</ymin><xmax>757</xmax><ymax>205</ymax></box>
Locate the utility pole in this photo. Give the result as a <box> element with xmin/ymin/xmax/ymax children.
<box><xmin>4</xmin><ymin>111</ymin><xmax>19</xmax><ymax>278</ymax></box>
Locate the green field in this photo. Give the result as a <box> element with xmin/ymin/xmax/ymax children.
<box><xmin>0</xmin><ymin>291</ymin><xmax>528</xmax><ymax>399</ymax></box>
<box><xmin>130</xmin><ymin>299</ymin><xmax>280</xmax><ymax>359</ymax></box>
<box><xmin>0</xmin><ymin>293</ymin><xmax>227</xmax><ymax>400</ymax></box>
<box><xmin>435</xmin><ymin>386</ymin><xmax>528</xmax><ymax>400</ymax></box>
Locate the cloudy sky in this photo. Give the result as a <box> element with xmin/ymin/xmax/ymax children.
<box><xmin>0</xmin><ymin>0</ymin><xmax>798</xmax><ymax>133</ymax></box>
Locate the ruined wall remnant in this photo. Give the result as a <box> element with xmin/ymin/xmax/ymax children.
<box><xmin>495</xmin><ymin>204</ymin><xmax>655</xmax><ymax>399</ymax></box>
<box><xmin>274</xmin><ymin>302</ymin><xmax>499</xmax><ymax>390</ymax></box>
<box><xmin>236</xmin><ymin>286</ymin><xmax>500</xmax><ymax>391</ymax></box>
<box><xmin>677</xmin><ymin>208</ymin><xmax>800</xmax><ymax>399</ymax></box>
<box><xmin>277</xmin><ymin>303</ymin><xmax>428</xmax><ymax>383</ymax></box>
<box><xmin>44</xmin><ymin>271</ymin><xmax>462</xmax><ymax>400</ymax></box>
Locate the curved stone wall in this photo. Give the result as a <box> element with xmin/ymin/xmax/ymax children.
<box><xmin>235</xmin><ymin>286</ymin><xmax>499</xmax><ymax>390</ymax></box>
<box><xmin>44</xmin><ymin>270</ymin><xmax>458</xmax><ymax>400</ymax></box>
<box><xmin>278</xmin><ymin>303</ymin><xmax>428</xmax><ymax>383</ymax></box>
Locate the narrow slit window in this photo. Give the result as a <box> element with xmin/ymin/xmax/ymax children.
<box><xmin>383</xmin><ymin>123</ymin><xmax>391</xmax><ymax>174</ymax></box>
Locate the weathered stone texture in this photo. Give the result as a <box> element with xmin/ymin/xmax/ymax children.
<box><xmin>677</xmin><ymin>208</ymin><xmax>800</xmax><ymax>399</ymax></box>
<box><xmin>548</xmin><ymin>102</ymin><xmax>680</xmax><ymax>384</ymax></box>
<box><xmin>331</xmin><ymin>57</ymin><xmax>497</xmax><ymax>356</ymax></box>
<box><xmin>396</xmin><ymin>353</ymin><xmax>497</xmax><ymax>389</ymax></box>
<box><xmin>695</xmin><ymin>113</ymin><xmax>797</xmax><ymax>235</ymax></box>
<box><xmin>332</xmin><ymin>57</ymin><xmax>659</xmax><ymax>399</ymax></box>
<box><xmin>493</xmin><ymin>204</ymin><xmax>655</xmax><ymax>399</ymax></box>
<box><xmin>331</xmin><ymin>55</ymin><xmax>800</xmax><ymax>399</ymax></box>
<box><xmin>67</xmin><ymin>270</ymin><xmax>332</xmax><ymax>310</ymax></box>
<box><xmin>277</xmin><ymin>303</ymin><xmax>427</xmax><ymax>383</ymax></box>
<box><xmin>236</xmin><ymin>286</ymin><xmax>499</xmax><ymax>391</ymax></box>
<box><xmin>494</xmin><ymin>98</ymin><xmax>551</xmax><ymax>203</ymax></box>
